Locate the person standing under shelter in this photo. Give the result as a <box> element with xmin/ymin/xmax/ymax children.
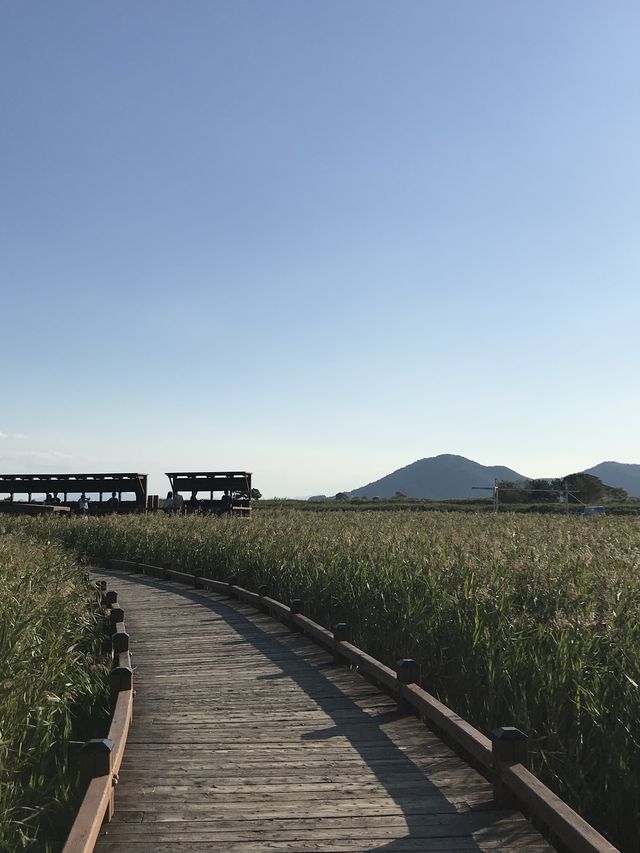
<box><xmin>78</xmin><ymin>492</ymin><xmax>90</xmax><ymax>517</ymax></box>
<box><xmin>173</xmin><ymin>491</ymin><xmax>184</xmax><ymax>514</ymax></box>
<box><xmin>106</xmin><ymin>491</ymin><xmax>119</xmax><ymax>510</ymax></box>
<box><xmin>220</xmin><ymin>490</ymin><xmax>233</xmax><ymax>516</ymax></box>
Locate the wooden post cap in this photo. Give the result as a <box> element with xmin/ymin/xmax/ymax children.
<box><xmin>290</xmin><ymin>599</ymin><xmax>304</xmax><ymax>615</ymax></box>
<box><xmin>333</xmin><ymin>623</ymin><xmax>351</xmax><ymax>642</ymax></box>
<box><xmin>109</xmin><ymin>605</ymin><xmax>125</xmax><ymax>625</ymax></box>
<box><xmin>227</xmin><ymin>574</ymin><xmax>239</xmax><ymax>587</ymax></box>
<box><xmin>396</xmin><ymin>658</ymin><xmax>421</xmax><ymax>685</ymax></box>
<box><xmin>99</xmin><ymin>580</ymin><xmax>107</xmax><ymax>590</ymax></box>
<box><xmin>80</xmin><ymin>738</ymin><xmax>114</xmax><ymax>779</ymax></box>
<box><xmin>104</xmin><ymin>590</ymin><xmax>118</xmax><ymax>606</ymax></box>
<box><xmin>258</xmin><ymin>584</ymin><xmax>268</xmax><ymax>597</ymax></box>
<box><xmin>491</xmin><ymin>726</ymin><xmax>528</xmax><ymax>766</ymax></box>
<box><xmin>110</xmin><ymin>665</ymin><xmax>133</xmax><ymax>693</ymax></box>
<box><xmin>111</xmin><ymin>630</ymin><xmax>130</xmax><ymax>653</ymax></box>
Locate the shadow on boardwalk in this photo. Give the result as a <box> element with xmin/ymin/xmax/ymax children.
<box><xmin>103</xmin><ymin>569</ymin><xmax>541</xmax><ymax>852</ymax></box>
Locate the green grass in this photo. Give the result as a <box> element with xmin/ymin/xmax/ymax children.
<box><xmin>257</xmin><ymin>496</ymin><xmax>640</xmax><ymax>515</ymax></box>
<box><xmin>8</xmin><ymin>510</ymin><xmax>640</xmax><ymax>850</ymax></box>
<box><xmin>0</xmin><ymin>531</ymin><xmax>109</xmax><ymax>852</ymax></box>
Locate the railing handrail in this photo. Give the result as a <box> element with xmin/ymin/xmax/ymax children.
<box><xmin>104</xmin><ymin>557</ymin><xmax>618</xmax><ymax>853</ymax></box>
<box><xmin>62</xmin><ymin>588</ymin><xmax>133</xmax><ymax>853</ymax></box>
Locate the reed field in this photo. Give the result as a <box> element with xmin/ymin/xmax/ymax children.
<box><xmin>0</xmin><ymin>532</ymin><xmax>109</xmax><ymax>852</ymax></box>
<box><xmin>7</xmin><ymin>510</ymin><xmax>640</xmax><ymax>850</ymax></box>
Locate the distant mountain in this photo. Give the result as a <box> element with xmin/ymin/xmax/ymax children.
<box><xmin>583</xmin><ymin>462</ymin><xmax>640</xmax><ymax>497</ymax></box>
<box><xmin>348</xmin><ymin>454</ymin><xmax>527</xmax><ymax>500</ymax></box>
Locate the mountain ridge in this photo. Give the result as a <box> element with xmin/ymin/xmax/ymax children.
<box><xmin>347</xmin><ymin>454</ymin><xmax>640</xmax><ymax>499</ymax></box>
<box><xmin>583</xmin><ymin>461</ymin><xmax>640</xmax><ymax>497</ymax></box>
<box><xmin>348</xmin><ymin>454</ymin><xmax>526</xmax><ymax>500</ymax></box>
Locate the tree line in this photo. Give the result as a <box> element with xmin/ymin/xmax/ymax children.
<box><xmin>498</xmin><ymin>473</ymin><xmax>627</xmax><ymax>505</ymax></box>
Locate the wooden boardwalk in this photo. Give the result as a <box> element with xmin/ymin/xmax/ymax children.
<box><xmin>94</xmin><ymin>569</ymin><xmax>553</xmax><ymax>852</ymax></box>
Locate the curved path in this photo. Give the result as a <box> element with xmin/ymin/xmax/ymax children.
<box><xmin>94</xmin><ymin>569</ymin><xmax>552</xmax><ymax>852</ymax></box>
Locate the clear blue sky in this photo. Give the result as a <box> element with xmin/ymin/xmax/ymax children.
<box><xmin>2</xmin><ymin>1</ymin><xmax>639</xmax><ymax>497</ymax></box>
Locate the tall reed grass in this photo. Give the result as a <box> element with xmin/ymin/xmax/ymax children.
<box><xmin>10</xmin><ymin>510</ymin><xmax>640</xmax><ymax>850</ymax></box>
<box><xmin>0</xmin><ymin>532</ymin><xmax>108</xmax><ymax>852</ymax></box>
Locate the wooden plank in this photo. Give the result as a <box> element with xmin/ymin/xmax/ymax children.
<box><xmin>105</xmin><ymin>813</ymin><xmax>503</xmax><ymax>830</ymax></box>
<box><xmin>94</xmin><ymin>840</ymin><xmax>552</xmax><ymax>852</ymax></box>
<box><xmin>402</xmin><ymin>683</ymin><xmax>493</xmax><ymax>768</ymax></box>
<box><xmin>98</xmin><ymin>813</ymin><xmax>541</xmax><ymax>841</ymax></box>
<box><xmin>63</xmin><ymin>776</ymin><xmax>113</xmax><ymax>853</ymax></box>
<box><xmin>502</xmin><ymin>763</ymin><xmax>618</xmax><ymax>853</ymax></box>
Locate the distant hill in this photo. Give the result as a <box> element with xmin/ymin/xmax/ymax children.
<box><xmin>583</xmin><ymin>462</ymin><xmax>640</xmax><ymax>497</ymax></box>
<box><xmin>348</xmin><ymin>454</ymin><xmax>527</xmax><ymax>500</ymax></box>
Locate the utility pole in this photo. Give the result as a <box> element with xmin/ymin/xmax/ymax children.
<box><xmin>472</xmin><ymin>480</ymin><xmax>499</xmax><ymax>513</ymax></box>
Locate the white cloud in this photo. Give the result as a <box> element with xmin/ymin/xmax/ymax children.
<box><xmin>0</xmin><ymin>432</ymin><xmax>26</xmax><ymax>440</ymax></box>
<box><xmin>0</xmin><ymin>449</ymin><xmax>78</xmax><ymax>473</ymax></box>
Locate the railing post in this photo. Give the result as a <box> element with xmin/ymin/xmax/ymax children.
<box><xmin>290</xmin><ymin>599</ymin><xmax>304</xmax><ymax>630</ymax></box>
<box><xmin>79</xmin><ymin>738</ymin><xmax>115</xmax><ymax>821</ymax></box>
<box><xmin>396</xmin><ymin>659</ymin><xmax>421</xmax><ymax>713</ymax></box>
<box><xmin>332</xmin><ymin>622</ymin><xmax>351</xmax><ymax>663</ymax></box>
<box><xmin>227</xmin><ymin>575</ymin><xmax>239</xmax><ymax>595</ymax></box>
<box><xmin>491</xmin><ymin>726</ymin><xmax>528</xmax><ymax>807</ymax></box>
<box><xmin>110</xmin><ymin>665</ymin><xmax>133</xmax><ymax>702</ymax></box>
<box><xmin>193</xmin><ymin>569</ymin><xmax>201</xmax><ymax>588</ymax></box>
<box><xmin>104</xmin><ymin>590</ymin><xmax>118</xmax><ymax>606</ymax></box>
<box><xmin>257</xmin><ymin>585</ymin><xmax>269</xmax><ymax>612</ymax></box>
<box><xmin>109</xmin><ymin>605</ymin><xmax>125</xmax><ymax>628</ymax></box>
<box><xmin>112</xmin><ymin>628</ymin><xmax>130</xmax><ymax>654</ymax></box>
<box><xmin>396</xmin><ymin>658</ymin><xmax>420</xmax><ymax>685</ymax></box>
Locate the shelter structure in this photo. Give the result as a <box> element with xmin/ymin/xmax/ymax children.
<box><xmin>0</xmin><ymin>473</ymin><xmax>148</xmax><ymax>513</ymax></box>
<box><xmin>165</xmin><ymin>471</ymin><xmax>252</xmax><ymax>516</ymax></box>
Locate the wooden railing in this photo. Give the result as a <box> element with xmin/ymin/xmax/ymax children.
<box><xmin>100</xmin><ymin>558</ymin><xmax>618</xmax><ymax>853</ymax></box>
<box><xmin>62</xmin><ymin>583</ymin><xmax>133</xmax><ymax>853</ymax></box>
